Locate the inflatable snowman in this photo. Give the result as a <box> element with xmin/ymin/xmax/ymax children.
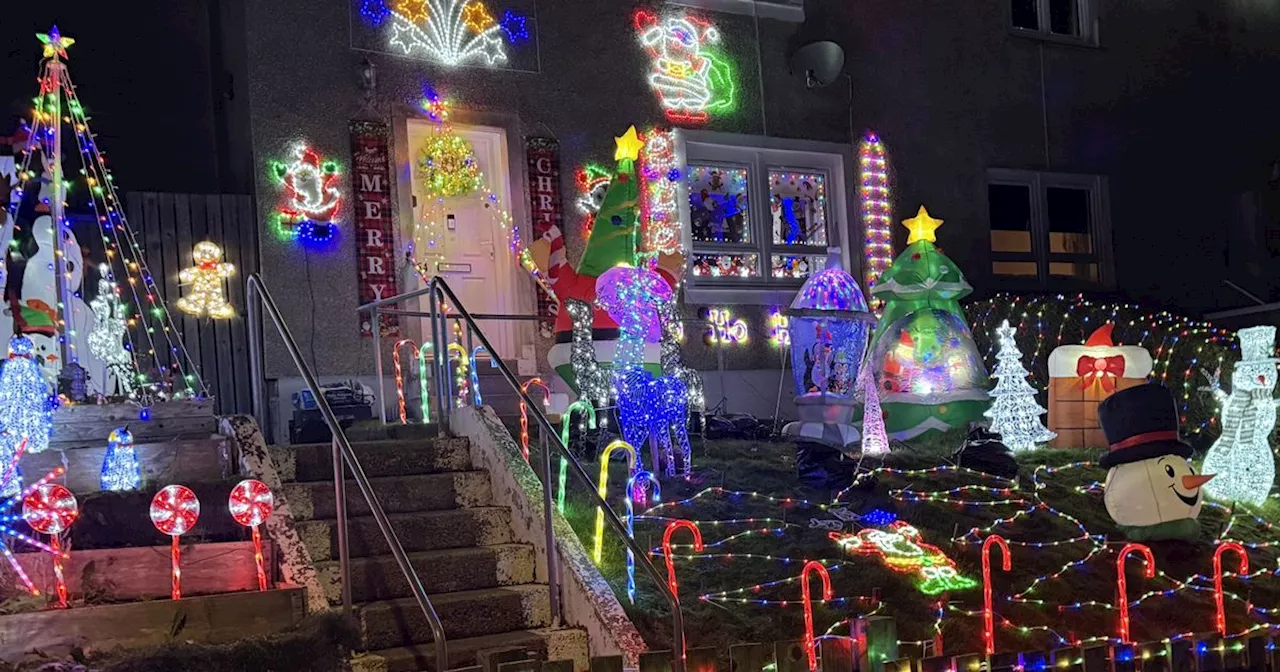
<box><xmin>1200</xmin><ymin>326</ymin><xmax>1279</xmax><ymax>506</ymax></box>
<box><xmin>22</xmin><ymin>216</ymin><xmax>104</xmax><ymax>392</ymax></box>
<box><xmin>1099</xmin><ymin>384</ymin><xmax>1214</xmax><ymax>541</ymax></box>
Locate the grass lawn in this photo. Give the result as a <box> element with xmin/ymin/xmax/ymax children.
<box><xmin>537</xmin><ymin>431</ymin><xmax>1280</xmax><ymax>658</ymax></box>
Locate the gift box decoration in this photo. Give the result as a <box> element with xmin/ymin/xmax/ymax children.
<box><xmin>1046</xmin><ymin>324</ymin><xmax>1153</xmax><ymax>448</ymax></box>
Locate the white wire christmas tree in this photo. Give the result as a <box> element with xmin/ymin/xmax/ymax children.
<box><xmin>857</xmin><ymin>360</ymin><xmax>889</xmax><ymax>455</ymax></box>
<box><xmin>4</xmin><ymin>27</ymin><xmax>206</xmax><ymax>403</ymax></box>
<box><xmin>984</xmin><ymin>319</ymin><xmax>1056</xmax><ymax>452</ymax></box>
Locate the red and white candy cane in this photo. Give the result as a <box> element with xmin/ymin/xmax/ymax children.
<box><xmin>150</xmin><ymin>485</ymin><xmax>201</xmax><ymax>600</ymax></box>
<box><xmin>393</xmin><ymin>339</ymin><xmax>419</xmax><ymax>424</ymax></box>
<box><xmin>981</xmin><ymin>534</ymin><xmax>1011</xmax><ymax>656</ymax></box>
<box><xmin>229</xmin><ymin>479</ymin><xmax>275</xmax><ymax>591</ymax></box>
<box><xmin>22</xmin><ymin>483</ymin><xmax>78</xmax><ymax>608</ymax></box>
<box><xmin>519</xmin><ymin>378</ymin><xmax>551</xmax><ymax>462</ymax></box>
<box><xmin>800</xmin><ymin>561</ymin><xmax>833</xmax><ymax>671</ymax></box>
<box><xmin>1213</xmin><ymin>542</ymin><xmax>1248</xmax><ymax>637</ymax></box>
<box><xmin>1115</xmin><ymin>543</ymin><xmax>1154</xmax><ymax>644</ymax></box>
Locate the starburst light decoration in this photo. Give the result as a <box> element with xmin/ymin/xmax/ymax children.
<box><xmin>385</xmin><ymin>0</ymin><xmax>509</xmax><ymax>66</ymax></box>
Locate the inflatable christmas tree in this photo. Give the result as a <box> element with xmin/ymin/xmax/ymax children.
<box><xmin>867</xmin><ymin>207</ymin><xmax>989</xmax><ymax>438</ymax></box>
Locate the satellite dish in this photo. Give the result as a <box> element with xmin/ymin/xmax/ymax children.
<box><xmin>789</xmin><ymin>41</ymin><xmax>845</xmax><ymax>88</ymax></box>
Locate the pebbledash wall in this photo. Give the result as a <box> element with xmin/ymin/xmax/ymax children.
<box><xmin>240</xmin><ymin>0</ymin><xmax>1280</xmax><ymax>437</ymax></box>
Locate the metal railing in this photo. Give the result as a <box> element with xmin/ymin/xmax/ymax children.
<box><xmin>246</xmin><ymin>274</ymin><xmax>449</xmax><ymax>672</ymax></box>
<box><xmin>358</xmin><ymin>279</ymin><xmax>688</xmax><ymax>672</ymax></box>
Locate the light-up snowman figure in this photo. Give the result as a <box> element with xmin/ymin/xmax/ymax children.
<box><xmin>1200</xmin><ymin>326</ymin><xmax>1279</xmax><ymax>506</ymax></box>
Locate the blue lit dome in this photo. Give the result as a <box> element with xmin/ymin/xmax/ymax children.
<box><xmin>790</xmin><ymin>265</ymin><xmax>869</xmax><ymax>313</ymax></box>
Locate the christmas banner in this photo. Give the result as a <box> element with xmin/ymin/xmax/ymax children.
<box><xmin>526</xmin><ymin>137</ymin><xmax>563</xmax><ymax>337</ymax></box>
<box><xmin>350</xmin><ymin>120</ymin><xmax>400</xmax><ymax>339</ymax></box>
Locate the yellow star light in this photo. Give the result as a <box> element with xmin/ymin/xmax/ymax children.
<box><xmin>903</xmin><ymin>205</ymin><xmax>943</xmax><ymax>244</ymax></box>
<box><xmin>461</xmin><ymin>1</ymin><xmax>496</xmax><ymax>32</ymax></box>
<box><xmin>37</xmin><ymin>26</ymin><xmax>74</xmax><ymax>59</ymax></box>
<box><xmin>392</xmin><ymin>0</ymin><xmax>429</xmax><ymax>23</ymax></box>
<box><xmin>614</xmin><ymin>126</ymin><xmax>644</xmax><ymax>161</ymax></box>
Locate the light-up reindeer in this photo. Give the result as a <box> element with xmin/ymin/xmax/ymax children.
<box><xmin>595</xmin><ymin>265</ymin><xmax>693</xmax><ymax>480</ymax></box>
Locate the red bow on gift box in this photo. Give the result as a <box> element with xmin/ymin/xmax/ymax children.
<box><xmin>1076</xmin><ymin>355</ymin><xmax>1125</xmax><ymax>392</ymax></box>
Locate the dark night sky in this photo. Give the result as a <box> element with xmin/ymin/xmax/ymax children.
<box><xmin>1</xmin><ymin>1</ymin><xmax>223</xmax><ymax>193</ymax></box>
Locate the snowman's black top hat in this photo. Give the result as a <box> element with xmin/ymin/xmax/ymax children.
<box><xmin>1097</xmin><ymin>383</ymin><xmax>1193</xmax><ymax>469</ymax></box>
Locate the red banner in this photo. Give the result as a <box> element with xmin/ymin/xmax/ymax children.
<box><xmin>350</xmin><ymin>120</ymin><xmax>400</xmax><ymax>338</ymax></box>
<box><xmin>526</xmin><ymin>137</ymin><xmax>562</xmax><ymax>337</ymax></box>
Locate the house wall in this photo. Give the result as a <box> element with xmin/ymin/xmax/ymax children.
<box><xmin>239</xmin><ymin>0</ymin><xmax>1280</xmax><ymax>388</ymax></box>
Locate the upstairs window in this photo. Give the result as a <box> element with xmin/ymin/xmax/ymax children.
<box><xmin>987</xmin><ymin>169</ymin><xmax>1113</xmax><ymax>288</ymax></box>
<box><xmin>1011</xmin><ymin>0</ymin><xmax>1095</xmax><ymax>43</ymax></box>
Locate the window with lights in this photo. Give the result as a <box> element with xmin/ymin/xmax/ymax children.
<box><xmin>987</xmin><ymin>168</ymin><xmax>1114</xmax><ymax>289</ymax></box>
<box><xmin>680</xmin><ymin>134</ymin><xmax>849</xmax><ymax>302</ymax></box>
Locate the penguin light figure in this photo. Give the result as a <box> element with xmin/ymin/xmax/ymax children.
<box><xmin>1099</xmin><ymin>384</ymin><xmax>1214</xmax><ymax>542</ymax></box>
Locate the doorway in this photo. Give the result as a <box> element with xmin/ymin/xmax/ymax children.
<box><xmin>405</xmin><ymin>120</ymin><xmax>519</xmax><ymax>360</ymax></box>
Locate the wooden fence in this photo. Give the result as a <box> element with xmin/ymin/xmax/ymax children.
<box><xmin>124</xmin><ymin>192</ymin><xmax>258</xmax><ymax>415</ymax></box>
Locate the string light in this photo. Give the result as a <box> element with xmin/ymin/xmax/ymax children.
<box><xmin>639</xmin><ymin>128</ymin><xmax>682</xmax><ymax>255</ymax></box>
<box><xmin>9</xmin><ymin>29</ymin><xmax>205</xmax><ymax>401</ymax></box>
<box><xmin>662</xmin><ymin>519</ymin><xmax>703</xmax><ymax>601</ymax></box>
<box><xmin>469</xmin><ymin>346</ymin><xmax>494</xmax><ymax>407</ymax></box>
<box><xmin>518</xmin><ymin>378</ymin><xmax>550</xmax><ymax>462</ymax></box>
<box><xmin>625</xmin><ymin>471</ymin><xmax>662</xmax><ymax>603</ymax></box>
<box><xmin>768</xmin><ymin>308</ymin><xmax>791</xmax><ymax>348</ymax></box>
<box><xmin>446</xmin><ymin>342</ymin><xmax>469</xmax><ymax>409</ymax></box>
<box><xmin>634</xmin><ymin>11</ymin><xmax>736</xmax><ymax>124</ymax></box>
<box><xmin>175</xmin><ymin>241</ymin><xmax>235</xmax><ymax>319</ymax></box>
<box><xmin>0</xmin><ymin>465</ymin><xmax>68</xmax><ymax>595</ymax></box>
<box><xmin>984</xmin><ymin>320</ymin><xmax>1056</xmax><ymax>451</ymax></box>
<box><xmin>829</xmin><ymin>522</ymin><xmax>979</xmax><ymax>595</ymax></box>
<box><xmin>1212</xmin><ymin>542</ymin><xmax>1248</xmax><ymax>637</ymax></box>
<box><xmin>100</xmin><ymin>426</ymin><xmax>141</xmax><ymax>491</ymax></box>
<box><xmin>858</xmin><ymin>132</ymin><xmax>893</xmax><ymax>313</ymax></box>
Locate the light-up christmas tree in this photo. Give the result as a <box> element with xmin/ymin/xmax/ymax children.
<box><xmin>859</xmin><ymin>363</ymin><xmax>889</xmax><ymax>455</ymax></box>
<box><xmin>5</xmin><ymin>27</ymin><xmax>205</xmax><ymax>403</ymax></box>
<box><xmin>983</xmin><ymin>320</ymin><xmax>1055</xmax><ymax>452</ymax></box>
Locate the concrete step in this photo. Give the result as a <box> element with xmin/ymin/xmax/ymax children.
<box><xmin>352</xmin><ymin>627</ymin><xmax>589</xmax><ymax>672</ymax></box>
<box><xmin>344</xmin><ymin>423</ymin><xmax>439</xmax><ymax>442</ymax></box>
<box><xmin>273</xmin><ymin>438</ymin><xmax>471</xmax><ymax>482</ymax></box>
<box><xmin>316</xmin><ymin>544</ymin><xmax>536</xmax><ymax>604</ymax></box>
<box><xmin>281</xmin><ymin>472</ymin><xmax>492</xmax><ymax>521</ymax></box>
<box><xmin>297</xmin><ymin>508</ymin><xmax>514</xmax><ymax>561</ymax></box>
<box><xmin>358</xmin><ymin>586</ymin><xmax>550</xmax><ymax>651</ymax></box>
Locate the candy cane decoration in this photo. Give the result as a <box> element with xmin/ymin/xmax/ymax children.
<box><xmin>518</xmin><ymin>378</ymin><xmax>552</xmax><ymax>462</ymax></box>
<box><xmin>22</xmin><ymin>483</ymin><xmax>78</xmax><ymax>608</ymax></box>
<box><xmin>393</xmin><ymin>339</ymin><xmax>419</xmax><ymax>424</ymax></box>
<box><xmin>981</xmin><ymin>534</ymin><xmax>1011</xmax><ymax>656</ymax></box>
<box><xmin>624</xmin><ymin>471</ymin><xmax>661</xmax><ymax>604</ymax></box>
<box><xmin>1115</xmin><ymin>543</ymin><xmax>1154</xmax><ymax>644</ymax></box>
<box><xmin>558</xmin><ymin>401</ymin><xmax>597</xmax><ymax>514</ymax></box>
<box><xmin>594</xmin><ymin>439</ymin><xmax>636</xmax><ymax>564</ymax></box>
<box><xmin>446</xmin><ymin>343</ymin><xmax>470</xmax><ymax>408</ymax></box>
<box><xmin>663</xmin><ymin>520</ymin><xmax>703</xmax><ymax>601</ymax></box>
<box><xmin>417</xmin><ymin>342</ymin><xmax>432</xmax><ymax>422</ymax></box>
<box><xmin>229</xmin><ymin>479</ymin><xmax>275</xmax><ymax>592</ymax></box>
<box><xmin>151</xmin><ymin>485</ymin><xmax>201</xmax><ymax>600</ymax></box>
<box><xmin>801</xmin><ymin>561</ymin><xmax>833</xmax><ymax>671</ymax></box>
<box><xmin>470</xmin><ymin>346</ymin><xmax>498</xmax><ymax>407</ymax></box>
<box><xmin>1213</xmin><ymin>542</ymin><xmax>1248</xmax><ymax>637</ymax></box>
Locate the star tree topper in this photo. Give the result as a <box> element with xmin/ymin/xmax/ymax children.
<box><xmin>903</xmin><ymin>206</ymin><xmax>943</xmax><ymax>245</ymax></box>
<box><xmin>37</xmin><ymin>26</ymin><xmax>75</xmax><ymax>59</ymax></box>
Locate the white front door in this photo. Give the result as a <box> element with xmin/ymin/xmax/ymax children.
<box><xmin>407</xmin><ymin>121</ymin><xmax>517</xmax><ymax>360</ymax></box>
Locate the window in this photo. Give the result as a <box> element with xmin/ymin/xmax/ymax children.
<box><xmin>679</xmin><ymin>133</ymin><xmax>849</xmax><ymax>301</ymax></box>
<box><xmin>668</xmin><ymin>0</ymin><xmax>804</xmax><ymax>22</ymax></box>
<box><xmin>1010</xmin><ymin>0</ymin><xmax>1094</xmax><ymax>43</ymax></box>
<box><xmin>987</xmin><ymin>169</ymin><xmax>1112</xmax><ymax>287</ymax></box>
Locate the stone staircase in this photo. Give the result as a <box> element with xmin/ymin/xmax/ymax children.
<box><xmin>272</xmin><ymin>433</ymin><xmax>586</xmax><ymax>671</ymax></box>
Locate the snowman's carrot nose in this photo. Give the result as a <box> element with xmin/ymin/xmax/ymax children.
<box><xmin>1183</xmin><ymin>474</ymin><xmax>1214</xmax><ymax>489</ymax></box>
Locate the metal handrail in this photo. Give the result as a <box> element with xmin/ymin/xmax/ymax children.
<box><xmin>246</xmin><ymin>274</ymin><xmax>449</xmax><ymax>672</ymax></box>
<box><xmin>360</xmin><ymin>277</ymin><xmax>688</xmax><ymax>672</ymax></box>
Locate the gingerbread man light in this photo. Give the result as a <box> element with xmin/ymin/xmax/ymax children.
<box><xmin>176</xmin><ymin>241</ymin><xmax>235</xmax><ymax>319</ymax></box>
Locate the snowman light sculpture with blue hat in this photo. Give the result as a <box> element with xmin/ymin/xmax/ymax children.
<box><xmin>1099</xmin><ymin>383</ymin><xmax>1215</xmax><ymax>541</ymax></box>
